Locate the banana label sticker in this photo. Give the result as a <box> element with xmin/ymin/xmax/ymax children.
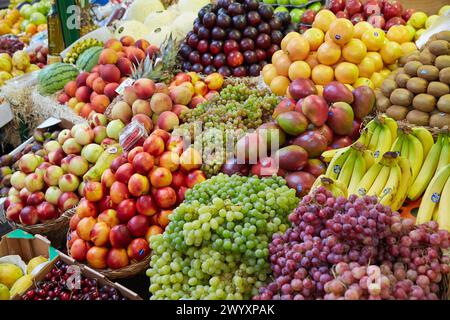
<box><xmin>383</xmin><ymin>187</ymin><xmax>392</xmax><ymax>195</ymax></box>
<box><xmin>358</xmin><ymin>188</ymin><xmax>366</xmax><ymax>196</ymax></box>
<box><xmin>374</xmin><ymin>150</ymin><xmax>380</xmax><ymax>158</ymax></box>
<box><xmin>431</xmin><ymin>192</ymin><xmax>441</xmax><ymax>204</ymax></box>
<box><xmin>333</xmin><ymin>165</ymin><xmax>342</xmax><ymax>175</ymax></box>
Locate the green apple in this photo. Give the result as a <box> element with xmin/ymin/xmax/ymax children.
<box><xmin>20</xmin><ymin>4</ymin><xmax>33</xmax><ymax>19</ymax></box>
<box><xmin>20</xmin><ymin>19</ymin><xmax>30</xmax><ymax>31</ymax></box>
<box><xmin>277</xmin><ymin>0</ymin><xmax>290</xmax><ymax>5</ymax></box>
<box><xmin>263</xmin><ymin>0</ymin><xmax>277</xmax><ymax>4</ymax></box>
<box><xmin>290</xmin><ymin>8</ymin><xmax>305</xmax><ymax>23</ymax></box>
<box><xmin>274</xmin><ymin>6</ymin><xmax>289</xmax><ymax>14</ymax></box>
<box><xmin>409</xmin><ymin>12</ymin><xmax>428</xmax><ymax>29</ymax></box>
<box><xmin>308</xmin><ymin>2</ymin><xmax>322</xmax><ymax>12</ymax></box>
<box><xmin>425</xmin><ymin>15</ymin><xmax>439</xmax><ymax>29</ymax></box>
<box><xmin>30</xmin><ymin>12</ymin><xmax>47</xmax><ymax>26</ymax></box>
<box><xmin>290</xmin><ymin>0</ymin><xmax>308</xmax><ymax>5</ymax></box>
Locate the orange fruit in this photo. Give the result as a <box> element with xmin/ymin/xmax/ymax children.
<box><xmin>281</xmin><ymin>32</ymin><xmax>302</xmax><ymax>51</ymax></box>
<box><xmin>370</xmin><ymin>72</ymin><xmax>385</xmax><ymax>88</ymax></box>
<box><xmin>305</xmin><ymin>51</ymin><xmax>319</xmax><ymax>69</ymax></box>
<box><xmin>329</xmin><ymin>18</ymin><xmax>354</xmax><ymax>45</ymax></box>
<box><xmin>342</xmin><ymin>39</ymin><xmax>367</xmax><ymax>64</ymax></box>
<box><xmin>25</xmin><ymin>23</ymin><xmax>37</xmax><ymax>35</ymax></box>
<box><xmin>270</xmin><ymin>76</ymin><xmax>290</xmax><ymax>96</ymax></box>
<box><xmin>317</xmin><ymin>41</ymin><xmax>341</xmax><ymax>65</ymax></box>
<box><xmin>380</xmin><ymin>41</ymin><xmax>402</xmax><ymax>65</ymax></box>
<box><xmin>286</xmin><ymin>36</ymin><xmax>310</xmax><ymax>61</ymax></box>
<box><xmin>272</xmin><ymin>51</ymin><xmax>292</xmax><ymax>77</ymax></box>
<box><xmin>361</xmin><ymin>28</ymin><xmax>385</xmax><ymax>51</ymax></box>
<box><xmin>288</xmin><ymin>61</ymin><xmax>311</xmax><ymax>80</ymax></box>
<box><xmin>272</xmin><ymin>50</ymin><xmax>285</xmax><ymax>64</ymax></box>
<box><xmin>380</xmin><ymin>68</ymin><xmax>391</xmax><ymax>77</ymax></box>
<box><xmin>353</xmin><ymin>77</ymin><xmax>374</xmax><ymax>89</ymax></box>
<box><xmin>354</xmin><ymin>21</ymin><xmax>373</xmax><ymax>39</ymax></box>
<box><xmin>400</xmin><ymin>42</ymin><xmax>418</xmax><ymax>55</ymax></box>
<box><xmin>303</xmin><ymin>28</ymin><xmax>324</xmax><ymax>51</ymax></box>
<box><xmin>312</xmin><ymin>10</ymin><xmax>336</xmax><ymax>33</ymax></box>
<box><xmin>386</xmin><ymin>25</ymin><xmax>410</xmax><ymax>44</ymax></box>
<box><xmin>365</xmin><ymin>52</ymin><xmax>384</xmax><ymax>72</ymax></box>
<box><xmin>324</xmin><ymin>31</ymin><xmax>333</xmax><ymax>43</ymax></box>
<box><xmin>311</xmin><ymin>64</ymin><xmax>334</xmax><ymax>85</ymax></box>
<box><xmin>334</xmin><ymin>62</ymin><xmax>359</xmax><ymax>84</ymax></box>
<box><xmin>262</xmin><ymin>64</ymin><xmax>278</xmax><ymax>86</ymax></box>
<box><xmin>358</xmin><ymin>56</ymin><xmax>376</xmax><ymax>78</ymax></box>
<box><xmin>315</xmin><ymin>85</ymin><xmax>324</xmax><ymax>97</ymax></box>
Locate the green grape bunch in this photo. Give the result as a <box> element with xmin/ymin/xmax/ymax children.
<box><xmin>146</xmin><ymin>174</ymin><xmax>299</xmax><ymax>300</ymax></box>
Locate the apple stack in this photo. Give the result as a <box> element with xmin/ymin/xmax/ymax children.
<box><xmin>67</xmin><ymin>129</ymin><xmax>207</xmax><ymax>271</ymax></box>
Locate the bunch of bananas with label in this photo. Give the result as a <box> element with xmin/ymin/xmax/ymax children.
<box><xmin>311</xmin><ymin>176</ymin><xmax>348</xmax><ymax>198</ymax></box>
<box><xmin>416</xmin><ymin>163</ymin><xmax>450</xmax><ymax>231</ymax></box>
<box><xmin>63</xmin><ymin>38</ymin><xmax>103</xmax><ymax>64</ymax></box>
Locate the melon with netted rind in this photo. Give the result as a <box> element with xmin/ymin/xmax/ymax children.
<box><xmin>124</xmin><ymin>0</ymin><xmax>165</xmax><ymax>23</ymax></box>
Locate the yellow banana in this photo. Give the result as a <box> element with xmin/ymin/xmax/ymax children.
<box><xmin>390</xmin><ymin>133</ymin><xmax>404</xmax><ymax>155</ymax></box>
<box><xmin>436</xmin><ymin>174</ymin><xmax>450</xmax><ymax>231</ymax></box>
<box><xmin>337</xmin><ymin>149</ymin><xmax>357</xmax><ymax>188</ymax></box>
<box><xmin>367</xmin><ymin>165</ymin><xmax>391</xmax><ymax>197</ymax></box>
<box><xmin>326</xmin><ymin>147</ymin><xmax>352</xmax><ymax>179</ymax></box>
<box><xmin>416</xmin><ymin>164</ymin><xmax>450</xmax><ymax>225</ymax></box>
<box><xmin>408</xmin><ymin>136</ymin><xmax>443</xmax><ymax>201</ymax></box>
<box><xmin>321</xmin><ymin>147</ymin><xmax>347</xmax><ymax>163</ymax></box>
<box><xmin>412</xmin><ymin>127</ymin><xmax>434</xmax><ymax>158</ymax></box>
<box><xmin>401</xmin><ymin>136</ymin><xmax>410</xmax><ymax>159</ymax></box>
<box><xmin>407</xmin><ymin>134</ymin><xmax>424</xmax><ymax>181</ymax></box>
<box><xmin>358</xmin><ymin>119</ymin><xmax>378</xmax><ymax>147</ymax></box>
<box><xmin>348</xmin><ymin>152</ymin><xmax>367</xmax><ymax>196</ymax></box>
<box><xmin>390</xmin><ymin>157</ymin><xmax>412</xmax><ymax>211</ymax></box>
<box><xmin>380</xmin><ymin>115</ymin><xmax>398</xmax><ymax>143</ymax></box>
<box><xmin>432</xmin><ymin>206</ymin><xmax>439</xmax><ymax>222</ymax></box>
<box><xmin>356</xmin><ymin>163</ymin><xmax>383</xmax><ymax>196</ymax></box>
<box><xmin>362</xmin><ymin>149</ymin><xmax>375</xmax><ymax>169</ymax></box>
<box><xmin>374</xmin><ymin>125</ymin><xmax>392</xmax><ymax>161</ymax></box>
<box><xmin>368</xmin><ymin>125</ymin><xmax>382</xmax><ymax>152</ymax></box>
<box><xmin>379</xmin><ymin>164</ymin><xmax>401</xmax><ymax>207</ymax></box>
<box><xmin>437</xmin><ymin>134</ymin><xmax>450</xmax><ymax>172</ymax></box>
<box><xmin>311</xmin><ymin>176</ymin><xmax>348</xmax><ymax>198</ymax></box>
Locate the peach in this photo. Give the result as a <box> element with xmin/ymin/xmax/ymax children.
<box><xmin>128</xmin><ymin>173</ymin><xmax>150</xmax><ymax>197</ymax></box>
<box><xmin>133</xmin><ymin>78</ymin><xmax>155</xmax><ymax>100</ymax></box>
<box><xmin>115</xmin><ymin>163</ymin><xmax>134</xmax><ymax>184</ymax></box>
<box><xmin>170</xmin><ymin>85</ymin><xmax>193</xmax><ymax>105</ymax></box>
<box><xmin>86</xmin><ymin>246</ymin><xmax>108</xmax><ymax>269</ymax></box>
<box><xmin>70</xmin><ymin>213</ymin><xmax>81</xmax><ymax>230</ymax></box>
<box><xmin>58</xmin><ymin>93</ymin><xmax>70</xmax><ymax>104</ymax></box>
<box><xmin>116</xmin><ymin>199</ymin><xmax>136</xmax><ymax>223</ymax></box>
<box><xmin>86</xmin><ymin>72</ymin><xmax>99</xmax><ymax>89</ymax></box>
<box><xmin>106</xmin><ymin>248</ymin><xmax>129</xmax><ymax>269</ymax></box>
<box><xmin>194</xmin><ymin>81</ymin><xmax>208</xmax><ymax>96</ymax></box>
<box><xmin>44</xmin><ymin>141</ymin><xmax>60</xmax><ymax>153</ymax></box>
<box><xmin>98</xmin><ymin>209</ymin><xmax>120</xmax><ymax>228</ymax></box>
<box><xmin>127</xmin><ymin>147</ymin><xmax>144</xmax><ymax>163</ymax></box>
<box><xmin>127</xmin><ymin>47</ymin><xmax>145</xmax><ymax>64</ymax></box>
<box><xmin>48</xmin><ymin>148</ymin><xmax>65</xmax><ymax>165</ymax></box>
<box><xmin>143</xmin><ymin>135</ymin><xmax>165</xmax><ymax>157</ymax></box>
<box><xmin>106</xmin><ymin>119</ymin><xmax>125</xmax><ymax>140</ymax></box>
<box><xmin>152</xmin><ymin>129</ymin><xmax>171</xmax><ymax>143</ymax></box>
<box><xmin>6</xmin><ymin>203</ymin><xmax>23</xmax><ymax>222</ymax></box>
<box><xmin>71</xmin><ymin>239</ymin><xmax>89</xmax><ymax>262</ymax></box>
<box><xmin>78</xmin><ymin>181</ymin><xmax>85</xmax><ymax>197</ymax></box>
<box><xmin>123</xmin><ymin>86</ymin><xmax>138</xmax><ymax>105</ymax></box>
<box><xmin>67</xmin><ymin>230</ymin><xmax>80</xmax><ymax>248</ymax></box>
<box><xmin>109</xmin><ymin>224</ymin><xmax>132</xmax><ymax>249</ymax></box>
<box><xmin>136</xmin><ymin>195</ymin><xmax>158</xmax><ymax>217</ymax></box>
<box><xmin>19</xmin><ymin>188</ymin><xmax>31</xmax><ymax>203</ymax></box>
<box><xmin>105</xmin><ymin>39</ymin><xmax>123</xmax><ymax>52</ymax></box>
<box><xmin>93</xmin><ymin>125</ymin><xmax>107</xmax><ymax>145</ymax></box>
<box><xmin>154</xmin><ymin>82</ymin><xmax>169</xmax><ymax>95</ymax></box>
<box><xmin>110</xmin><ymin>181</ymin><xmax>130</xmax><ymax>204</ymax></box>
<box><xmin>111</xmin><ymin>101</ymin><xmax>133</xmax><ymax>123</ymax></box>
<box><xmin>25</xmin><ymin>173</ymin><xmax>44</xmax><ymax>192</ymax></box>
<box><xmin>75</xmin><ymin>86</ymin><xmax>92</xmax><ymax>103</ymax></box>
<box><xmin>120</xmin><ymin>36</ymin><xmax>135</xmax><ymax>47</ymax></box>
<box><xmin>150</xmin><ymin>93</ymin><xmax>172</xmax><ymax>115</ymax></box>
<box><xmin>187</xmin><ymin>72</ymin><xmax>201</xmax><ymax>84</ymax></box>
<box><xmin>190</xmin><ymin>95</ymin><xmax>207</xmax><ymax>108</ymax></box>
<box><xmin>157</xmin><ymin>111</ymin><xmax>179</xmax><ymax>132</ymax></box>
<box><xmin>76</xmin><ymin>198</ymin><xmax>98</xmax><ymax>218</ymax></box>
<box><xmin>76</xmin><ymin>72</ymin><xmax>90</xmax><ymax>87</ymax></box>
<box><xmin>68</xmin><ymin>156</ymin><xmax>89</xmax><ymax>176</ymax></box>
<box><xmin>45</xmin><ymin>186</ymin><xmax>62</xmax><ymax>205</ymax></box>
<box><xmin>145</xmin><ymin>225</ymin><xmax>163</xmax><ymax>242</ymax></box>
<box><xmin>174</xmin><ymin>73</ymin><xmax>192</xmax><ymax>85</ymax></box>
<box><xmin>127</xmin><ymin>238</ymin><xmax>150</xmax><ymax>261</ymax></box>
<box><xmin>91</xmin><ymin>66</ymin><xmax>100</xmax><ymax>73</ymax></box>
<box><xmin>104</xmin><ymin>82</ymin><xmax>119</xmax><ymax>100</ymax></box>
<box><xmin>61</xmin><ymin>155</ymin><xmax>74</xmax><ymax>172</ymax></box>
<box><xmin>76</xmin><ymin>216</ymin><xmax>97</xmax><ymax>241</ymax></box>
<box><xmin>92</xmin><ymin>77</ymin><xmax>106</xmax><ymax>94</ymax></box>
<box><xmin>132</xmin><ymin>99</ymin><xmax>151</xmax><ymax>116</ymax></box>
<box><xmin>159</xmin><ymin>151</ymin><xmax>180</xmax><ymax>172</ymax></box>
<box><xmin>44</xmin><ymin>165</ymin><xmax>64</xmax><ymax>186</ymax></box>
<box><xmin>132</xmin><ymin>114</ymin><xmax>153</xmax><ymax>133</ymax></box>
<box><xmin>180</xmin><ymin>147</ymin><xmax>202</xmax><ymax>172</ymax></box>
<box><xmin>10</xmin><ymin>171</ymin><xmax>26</xmax><ymax>190</ymax></box>
<box><xmin>127</xmin><ymin>215</ymin><xmax>149</xmax><ymax>238</ymax></box>
<box><xmin>172</xmin><ymin>104</ymin><xmax>189</xmax><ymax>117</ymax></box>
<box><xmin>99</xmin><ymin>48</ymin><xmax>118</xmax><ymax>65</ymax></box>
<box><xmin>80</xmin><ymin>104</ymin><xmax>94</xmax><ymax>119</ymax></box>
<box><xmin>19</xmin><ymin>206</ymin><xmax>39</xmax><ymax>225</ymax></box>
<box><xmin>57</xmin><ymin>129</ymin><xmax>72</xmax><ymax>144</ymax></box>
<box><xmin>205</xmin><ymin>90</ymin><xmax>219</xmax><ymax>101</ymax></box>
<box><xmin>132</xmin><ymin>152</ymin><xmax>154</xmax><ymax>175</ymax></box>
<box><xmin>89</xmin><ymin>112</ymin><xmax>108</xmax><ymax>127</ymax></box>
<box><xmin>58</xmin><ymin>192</ymin><xmax>79</xmax><ymax>212</ymax></box>
<box><xmin>26</xmin><ymin>191</ymin><xmax>43</xmax><ymax>206</ymax></box>
<box><xmin>146</xmin><ymin>45</ymin><xmax>159</xmax><ymax>58</ymax></box>
<box><xmin>205</xmin><ymin>72</ymin><xmax>224</xmax><ymax>90</ymax></box>
<box><xmin>178</xmin><ymin>186</ymin><xmax>187</xmax><ymax>203</ymax></box>
<box><xmin>117</xmin><ymin>57</ymin><xmax>133</xmax><ymax>76</ymax></box>
<box><xmin>171</xmin><ymin>171</ymin><xmax>187</xmax><ymax>189</ymax></box>
<box><xmin>36</xmin><ymin>162</ymin><xmax>52</xmax><ymax>177</ymax></box>
<box><xmin>90</xmin><ymin>221</ymin><xmax>111</xmax><ymax>247</ymax></box>
<box><xmin>135</xmin><ymin>39</ymin><xmax>150</xmax><ymax>52</ymax></box>
<box><xmin>68</xmin><ymin>97</ymin><xmax>79</xmax><ymax>109</ymax></box>
<box><xmin>64</xmin><ymin>80</ymin><xmax>77</xmax><ymax>97</ymax></box>
<box><xmin>186</xmin><ymin>170</ymin><xmax>206</xmax><ymax>188</ymax></box>
<box><xmin>73</xmin><ymin>102</ymin><xmax>85</xmax><ymax>115</ymax></box>
<box><xmin>36</xmin><ymin>201</ymin><xmax>59</xmax><ymax>221</ymax></box>
<box><xmin>101</xmin><ymin>169</ymin><xmax>116</xmax><ymax>189</ymax></box>
<box><xmin>83</xmin><ymin>181</ymin><xmax>105</xmax><ymax>202</ymax></box>
<box><xmin>157</xmin><ymin>210</ymin><xmax>172</xmax><ymax>228</ymax></box>
<box><xmin>152</xmin><ymin>113</ymin><xmax>159</xmax><ymax>126</ymax></box>
<box><xmin>99</xmin><ymin>64</ymin><xmax>121</xmax><ymax>83</ymax></box>
<box><xmin>59</xmin><ymin>174</ymin><xmax>80</xmax><ymax>192</ymax></box>
<box><xmin>62</xmin><ymin>138</ymin><xmax>82</xmax><ymax>155</ymax></box>
<box><xmin>92</xmin><ymin>95</ymin><xmax>110</xmax><ymax>114</ymax></box>
<box><xmin>19</xmin><ymin>154</ymin><xmax>40</xmax><ymax>174</ymax></box>
<box><xmin>98</xmin><ymin>195</ymin><xmax>117</xmax><ymax>212</ymax></box>
<box><xmin>149</xmin><ymin>167</ymin><xmax>172</xmax><ymax>188</ymax></box>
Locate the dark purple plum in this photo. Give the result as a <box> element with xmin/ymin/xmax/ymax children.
<box><xmin>269</xmin><ymin>17</ymin><xmax>283</xmax><ymax>30</ymax></box>
<box><xmin>203</xmin><ymin>12</ymin><xmax>217</xmax><ymax>29</ymax></box>
<box><xmin>214</xmin><ymin>53</ymin><xmax>227</xmax><ymax>68</ymax></box>
<box><xmin>179</xmin><ymin>45</ymin><xmax>192</xmax><ymax>59</ymax></box>
<box><xmin>187</xmin><ymin>34</ymin><xmax>199</xmax><ymax>48</ymax></box>
<box><xmin>257</xmin><ymin>22</ymin><xmax>271</xmax><ymax>34</ymax></box>
<box><xmin>243</xmin><ymin>26</ymin><xmax>258</xmax><ymax>39</ymax></box>
<box><xmin>189</xmin><ymin>51</ymin><xmax>201</xmax><ymax>64</ymax></box>
<box><xmin>247</xmin><ymin>11</ymin><xmax>262</xmax><ymax>26</ymax></box>
<box><xmin>275</xmin><ymin>11</ymin><xmax>291</xmax><ymax>26</ymax></box>
<box><xmin>271</xmin><ymin>30</ymin><xmax>284</xmax><ymax>45</ymax></box>
<box><xmin>228</xmin><ymin>3</ymin><xmax>245</xmax><ymax>16</ymax></box>
<box><xmin>218</xmin><ymin>0</ymin><xmax>232</xmax><ymax>9</ymax></box>
<box><xmin>201</xmin><ymin>53</ymin><xmax>214</xmax><ymax>66</ymax></box>
<box><xmin>266</xmin><ymin>44</ymin><xmax>280</xmax><ymax>58</ymax></box>
<box><xmin>256</xmin><ymin>33</ymin><xmax>271</xmax><ymax>49</ymax></box>
<box><xmin>244</xmin><ymin>50</ymin><xmax>258</xmax><ymax>64</ymax></box>
<box><xmin>209</xmin><ymin>40</ymin><xmax>223</xmax><ymax>55</ymax></box>
<box><xmin>255</xmin><ymin>49</ymin><xmax>267</xmax><ymax>62</ymax></box>
<box><xmin>197</xmin><ymin>26</ymin><xmax>211</xmax><ymax>40</ymax></box>
<box><xmin>232</xmin><ymin>15</ymin><xmax>247</xmax><ymax>30</ymax></box>
<box><xmin>197</xmin><ymin>39</ymin><xmax>209</xmax><ymax>53</ymax></box>
<box><xmin>249</xmin><ymin>64</ymin><xmax>262</xmax><ymax>77</ymax></box>
<box><xmin>233</xmin><ymin>66</ymin><xmax>248</xmax><ymax>77</ymax></box>
<box><xmin>244</xmin><ymin>0</ymin><xmax>259</xmax><ymax>11</ymax></box>
<box><xmin>218</xmin><ymin>66</ymin><xmax>232</xmax><ymax>77</ymax></box>
<box><xmin>217</xmin><ymin>14</ymin><xmax>232</xmax><ymax>28</ymax></box>
<box><xmin>258</xmin><ymin>4</ymin><xmax>274</xmax><ymax>20</ymax></box>
<box><xmin>240</xmin><ymin>38</ymin><xmax>255</xmax><ymax>51</ymax></box>
<box><xmin>204</xmin><ymin>65</ymin><xmax>217</xmax><ymax>75</ymax></box>
<box><xmin>198</xmin><ymin>4</ymin><xmax>213</xmax><ymax>21</ymax></box>
<box><xmin>228</xmin><ymin>29</ymin><xmax>242</xmax><ymax>41</ymax></box>
<box><xmin>192</xmin><ymin>63</ymin><xmax>204</xmax><ymax>73</ymax></box>
<box><xmin>211</xmin><ymin>27</ymin><xmax>226</xmax><ymax>40</ymax></box>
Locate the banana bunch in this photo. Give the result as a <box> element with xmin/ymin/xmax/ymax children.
<box><xmin>324</xmin><ymin>142</ymin><xmax>375</xmax><ymax>194</ymax></box>
<box><xmin>390</xmin><ymin>127</ymin><xmax>434</xmax><ymax>182</ymax></box>
<box><xmin>311</xmin><ymin>176</ymin><xmax>348</xmax><ymax>198</ymax></box>
<box><xmin>63</xmin><ymin>38</ymin><xmax>104</xmax><ymax>64</ymax></box>
<box><xmin>356</xmin><ymin>115</ymin><xmax>398</xmax><ymax>161</ymax></box>
<box><xmin>416</xmin><ymin>164</ymin><xmax>450</xmax><ymax>231</ymax></box>
<box><xmin>408</xmin><ymin>132</ymin><xmax>450</xmax><ymax>201</ymax></box>
<box><xmin>355</xmin><ymin>152</ymin><xmax>412</xmax><ymax>211</ymax></box>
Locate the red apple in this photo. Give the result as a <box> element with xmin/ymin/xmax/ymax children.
<box><xmin>106</xmin><ymin>248</ymin><xmax>129</xmax><ymax>269</ymax></box>
<box><xmin>127</xmin><ymin>215</ymin><xmax>149</xmax><ymax>237</ymax></box>
<box><xmin>116</xmin><ymin>199</ymin><xmax>137</xmax><ymax>223</ymax></box>
<box><xmin>115</xmin><ymin>163</ymin><xmax>134</xmax><ymax>184</ymax></box>
<box><xmin>136</xmin><ymin>195</ymin><xmax>158</xmax><ymax>217</ymax></box>
<box><xmin>127</xmin><ymin>238</ymin><xmax>150</xmax><ymax>261</ymax></box>
<box><xmin>36</xmin><ymin>201</ymin><xmax>59</xmax><ymax>221</ymax></box>
<box><xmin>109</xmin><ymin>224</ymin><xmax>132</xmax><ymax>249</ymax></box>
<box><xmin>154</xmin><ymin>187</ymin><xmax>177</xmax><ymax>209</ymax></box>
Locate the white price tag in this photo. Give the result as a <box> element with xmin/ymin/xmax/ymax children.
<box><xmin>115</xmin><ymin>78</ymin><xmax>135</xmax><ymax>95</ymax></box>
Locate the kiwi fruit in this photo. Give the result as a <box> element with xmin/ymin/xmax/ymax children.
<box><xmin>417</xmin><ymin>65</ymin><xmax>440</xmax><ymax>81</ymax></box>
<box><xmin>428</xmin><ymin>82</ymin><xmax>450</xmax><ymax>98</ymax></box>
<box><xmin>390</xmin><ymin>88</ymin><xmax>414</xmax><ymax>107</ymax></box>
<box><xmin>406</xmin><ymin>77</ymin><xmax>428</xmax><ymax>94</ymax></box>
<box><xmin>428</xmin><ymin>40</ymin><xmax>449</xmax><ymax>56</ymax></box>
<box><xmin>437</xmin><ymin>94</ymin><xmax>450</xmax><ymax>113</ymax></box>
<box><xmin>440</xmin><ymin>67</ymin><xmax>450</xmax><ymax>84</ymax></box>
<box><xmin>406</xmin><ymin>52</ymin><xmax>420</xmax><ymax>63</ymax></box>
<box><xmin>395</xmin><ymin>73</ymin><xmax>410</xmax><ymax>88</ymax></box>
<box><xmin>435</xmin><ymin>31</ymin><xmax>450</xmax><ymax>42</ymax></box>
<box><xmin>406</xmin><ymin>110</ymin><xmax>430</xmax><ymax>126</ymax></box>
<box><xmin>386</xmin><ymin>105</ymin><xmax>409</xmax><ymax>120</ymax></box>
<box><xmin>404</xmin><ymin>61</ymin><xmax>422</xmax><ymax>77</ymax></box>
<box><xmin>376</xmin><ymin>95</ymin><xmax>392</xmax><ymax>112</ymax></box>
<box><xmin>419</xmin><ymin>48</ymin><xmax>436</xmax><ymax>65</ymax></box>
<box><xmin>429</xmin><ymin>112</ymin><xmax>450</xmax><ymax>128</ymax></box>
<box><xmin>381</xmin><ymin>79</ymin><xmax>397</xmax><ymax>97</ymax></box>
<box><xmin>435</xmin><ymin>55</ymin><xmax>450</xmax><ymax>70</ymax></box>
<box><xmin>412</xmin><ymin>94</ymin><xmax>436</xmax><ymax>112</ymax></box>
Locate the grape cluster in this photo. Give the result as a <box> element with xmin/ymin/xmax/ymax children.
<box><xmin>146</xmin><ymin>174</ymin><xmax>299</xmax><ymax>300</ymax></box>
<box><xmin>0</xmin><ymin>35</ymin><xmax>25</xmax><ymax>56</ymax></box>
<box><xmin>253</xmin><ymin>188</ymin><xmax>450</xmax><ymax>300</ymax></box>
<box><xmin>177</xmin><ymin>84</ymin><xmax>279</xmax><ymax>177</ymax></box>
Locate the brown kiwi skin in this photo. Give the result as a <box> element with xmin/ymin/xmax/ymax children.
<box><xmin>440</xmin><ymin>67</ymin><xmax>450</xmax><ymax>85</ymax></box>
<box><xmin>406</xmin><ymin>77</ymin><xmax>428</xmax><ymax>94</ymax></box>
<box><xmin>376</xmin><ymin>95</ymin><xmax>391</xmax><ymax>112</ymax></box>
<box><xmin>435</xmin><ymin>31</ymin><xmax>450</xmax><ymax>42</ymax></box>
<box><xmin>417</xmin><ymin>65</ymin><xmax>440</xmax><ymax>81</ymax></box>
<box><xmin>395</xmin><ymin>73</ymin><xmax>410</xmax><ymax>88</ymax></box>
<box><xmin>404</xmin><ymin>61</ymin><xmax>422</xmax><ymax>76</ymax></box>
<box><xmin>381</xmin><ymin>79</ymin><xmax>397</xmax><ymax>97</ymax></box>
<box><xmin>430</xmin><ymin>113</ymin><xmax>450</xmax><ymax>128</ymax></box>
<box><xmin>419</xmin><ymin>49</ymin><xmax>436</xmax><ymax>65</ymax></box>
<box><xmin>428</xmin><ymin>82</ymin><xmax>450</xmax><ymax>98</ymax></box>
<box><xmin>390</xmin><ymin>88</ymin><xmax>414</xmax><ymax>107</ymax></box>
<box><xmin>406</xmin><ymin>110</ymin><xmax>430</xmax><ymax>126</ymax></box>
<box><xmin>412</xmin><ymin>94</ymin><xmax>437</xmax><ymax>113</ymax></box>
<box><xmin>435</xmin><ymin>55</ymin><xmax>450</xmax><ymax>70</ymax></box>
<box><xmin>437</xmin><ymin>94</ymin><xmax>450</xmax><ymax>113</ymax></box>
<box><xmin>386</xmin><ymin>105</ymin><xmax>409</xmax><ymax>120</ymax></box>
<box><xmin>428</xmin><ymin>40</ymin><xmax>450</xmax><ymax>56</ymax></box>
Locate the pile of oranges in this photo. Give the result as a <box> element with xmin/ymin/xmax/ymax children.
<box><xmin>263</xmin><ymin>9</ymin><xmax>417</xmax><ymax>97</ymax></box>
<box><xmin>0</xmin><ymin>9</ymin><xmax>22</xmax><ymax>36</ymax></box>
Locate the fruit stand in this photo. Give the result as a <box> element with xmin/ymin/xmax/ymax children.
<box><xmin>0</xmin><ymin>0</ymin><xmax>450</xmax><ymax>302</ymax></box>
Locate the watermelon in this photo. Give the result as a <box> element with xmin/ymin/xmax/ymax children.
<box><xmin>38</xmin><ymin>63</ymin><xmax>79</xmax><ymax>96</ymax></box>
<box><xmin>76</xmin><ymin>46</ymin><xmax>102</xmax><ymax>72</ymax></box>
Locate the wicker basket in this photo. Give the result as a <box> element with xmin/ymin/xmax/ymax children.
<box><xmin>8</xmin><ymin>207</ymin><xmax>76</xmax><ymax>248</ymax></box>
<box><xmin>66</xmin><ymin>230</ymin><xmax>151</xmax><ymax>280</ymax></box>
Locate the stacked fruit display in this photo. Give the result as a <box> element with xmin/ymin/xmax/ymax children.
<box><xmin>21</xmin><ymin>260</ymin><xmax>128</xmax><ymax>300</ymax></box>
<box><xmin>261</xmin><ymin>0</ymin><xmax>323</xmax><ymax>24</ymax></box>
<box><xmin>146</xmin><ymin>174</ymin><xmax>299</xmax><ymax>299</ymax></box>
<box><xmin>0</xmin><ymin>9</ymin><xmax>23</xmax><ymax>36</ymax></box>
<box><xmin>376</xmin><ymin>31</ymin><xmax>450</xmax><ymax>128</ymax></box>
<box><xmin>179</xmin><ymin>0</ymin><xmax>298</xmax><ymax>76</ymax></box>
<box><xmin>0</xmin><ymin>50</ymin><xmax>40</xmax><ymax>86</ymax></box>
<box><xmin>253</xmin><ymin>188</ymin><xmax>450</xmax><ymax>300</ymax></box>
<box><xmin>4</xmin><ymin>123</ymin><xmax>121</xmax><ymax>226</ymax></box>
<box><xmin>28</xmin><ymin>44</ymin><xmax>48</xmax><ymax>69</ymax></box>
<box><xmin>67</xmin><ymin>130</ymin><xmax>206</xmax><ymax>270</ymax></box>
<box><xmin>17</xmin><ymin>1</ymin><xmax>50</xmax><ymax>36</ymax></box>
<box><xmin>0</xmin><ymin>35</ymin><xmax>24</xmax><ymax>56</ymax></box>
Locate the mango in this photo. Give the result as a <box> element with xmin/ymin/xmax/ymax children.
<box><xmin>0</xmin><ymin>263</ymin><xmax>23</xmax><ymax>289</ymax></box>
<box><xmin>275</xmin><ymin>145</ymin><xmax>308</xmax><ymax>172</ymax></box>
<box><xmin>276</xmin><ymin>111</ymin><xmax>308</xmax><ymax>136</ymax></box>
<box><xmin>326</xmin><ymin>102</ymin><xmax>355</xmax><ymax>136</ymax></box>
<box><xmin>0</xmin><ymin>284</ymin><xmax>10</xmax><ymax>300</ymax></box>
